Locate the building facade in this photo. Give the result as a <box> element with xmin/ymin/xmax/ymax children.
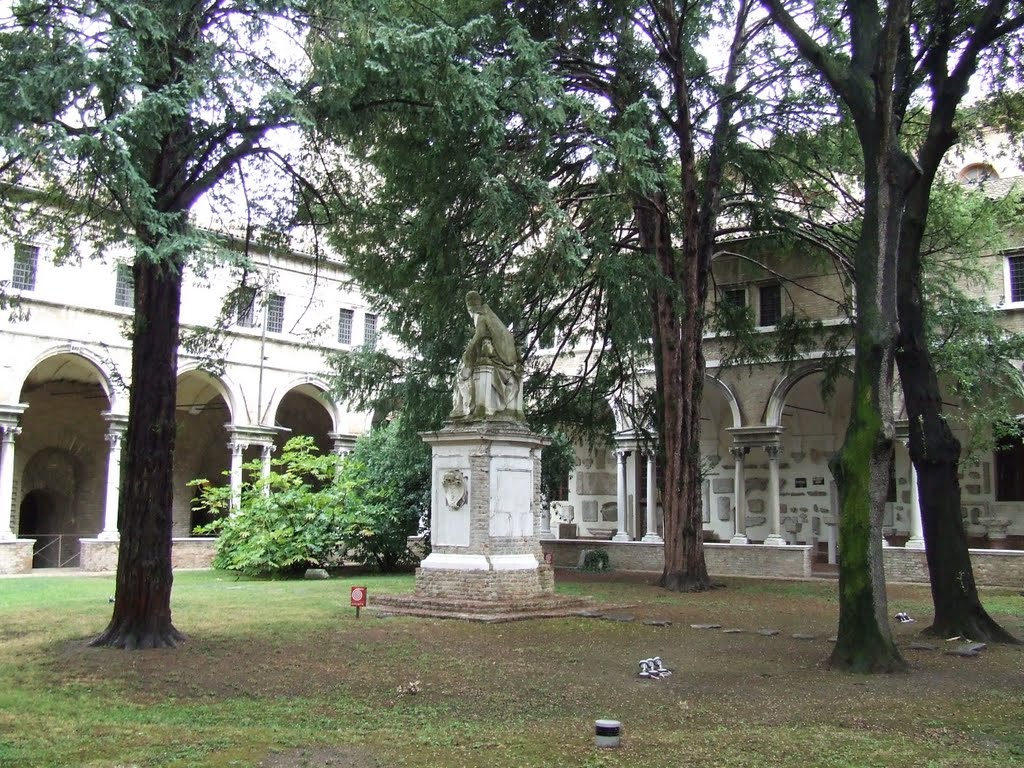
<box><xmin>0</xmin><ymin>230</ymin><xmax>381</xmax><ymax>572</ymax></box>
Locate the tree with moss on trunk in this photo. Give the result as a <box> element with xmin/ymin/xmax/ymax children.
<box><xmin>764</xmin><ymin>0</ymin><xmax>1024</xmax><ymax>669</ymax></box>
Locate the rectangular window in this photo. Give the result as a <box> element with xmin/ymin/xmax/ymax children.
<box><xmin>235</xmin><ymin>287</ymin><xmax>257</xmax><ymax>328</ymax></box>
<box><xmin>114</xmin><ymin>263</ymin><xmax>134</xmax><ymax>308</ymax></box>
<box><xmin>722</xmin><ymin>287</ymin><xmax>746</xmax><ymax>308</ymax></box>
<box><xmin>363</xmin><ymin>313</ymin><xmax>378</xmax><ymax>349</ymax></box>
<box><xmin>338</xmin><ymin>308</ymin><xmax>354</xmax><ymax>344</ymax></box>
<box><xmin>11</xmin><ymin>242</ymin><xmax>38</xmax><ymax>291</ymax></box>
<box><xmin>266</xmin><ymin>293</ymin><xmax>285</xmax><ymax>334</ymax></box>
<box><xmin>1008</xmin><ymin>254</ymin><xmax>1024</xmax><ymax>303</ymax></box>
<box><xmin>759</xmin><ymin>283</ymin><xmax>782</xmax><ymax>326</ymax></box>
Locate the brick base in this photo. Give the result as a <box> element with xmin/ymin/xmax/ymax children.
<box><xmin>414</xmin><ymin>563</ymin><xmax>555</xmax><ymax>602</ymax></box>
<box><xmin>0</xmin><ymin>539</ymin><xmax>35</xmax><ymax>574</ymax></box>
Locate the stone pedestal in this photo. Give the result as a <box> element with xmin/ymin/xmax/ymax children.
<box><xmin>415</xmin><ymin>421</ymin><xmax>551</xmax><ymax>602</ymax></box>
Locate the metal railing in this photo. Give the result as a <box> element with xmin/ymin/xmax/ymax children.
<box><xmin>31</xmin><ymin>534</ymin><xmax>81</xmax><ymax>569</ymax></box>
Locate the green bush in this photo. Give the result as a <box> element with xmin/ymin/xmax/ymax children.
<box><xmin>336</xmin><ymin>418</ymin><xmax>431</xmax><ymax>571</ymax></box>
<box><xmin>192</xmin><ymin>437</ymin><xmax>347</xmax><ymax>577</ymax></box>
<box><xmin>192</xmin><ymin>420</ymin><xmax>431</xmax><ymax>577</ymax></box>
<box><xmin>579</xmin><ymin>548</ymin><xmax>611</xmax><ymax>572</ymax></box>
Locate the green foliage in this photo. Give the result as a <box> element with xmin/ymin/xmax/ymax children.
<box><xmin>193</xmin><ymin>437</ymin><xmax>348</xmax><ymax>577</ymax></box>
<box><xmin>579</xmin><ymin>548</ymin><xmax>611</xmax><ymax>572</ymax></box>
<box><xmin>335</xmin><ymin>417</ymin><xmax>431</xmax><ymax>572</ymax></box>
<box><xmin>194</xmin><ymin>424</ymin><xmax>431</xmax><ymax>577</ymax></box>
<box><xmin>540</xmin><ymin>429</ymin><xmax>578</xmax><ymax>501</ymax></box>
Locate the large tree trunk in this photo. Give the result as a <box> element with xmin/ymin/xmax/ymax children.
<box><xmin>896</xmin><ymin>175</ymin><xmax>1019</xmax><ymax>645</ymax></box>
<box><xmin>91</xmin><ymin>227</ymin><xmax>186</xmax><ymax>650</ymax></box>
<box><xmin>636</xmin><ymin>185</ymin><xmax>712</xmax><ymax>593</ymax></box>
<box><xmin>829</xmin><ymin>139</ymin><xmax>907</xmax><ymax>673</ymax></box>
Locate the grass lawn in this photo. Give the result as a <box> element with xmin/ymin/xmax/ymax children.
<box><xmin>0</xmin><ymin>569</ymin><xmax>1022</xmax><ymax>768</ymax></box>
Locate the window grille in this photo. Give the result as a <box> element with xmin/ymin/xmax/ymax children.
<box><xmin>114</xmin><ymin>263</ymin><xmax>134</xmax><ymax>308</ymax></box>
<box><xmin>363</xmin><ymin>313</ymin><xmax>378</xmax><ymax>349</ymax></box>
<box><xmin>266</xmin><ymin>293</ymin><xmax>284</xmax><ymax>333</ymax></box>
<box><xmin>1009</xmin><ymin>254</ymin><xmax>1024</xmax><ymax>303</ymax></box>
<box><xmin>758</xmin><ymin>283</ymin><xmax>782</xmax><ymax>326</ymax></box>
<box><xmin>12</xmin><ymin>243</ymin><xmax>38</xmax><ymax>291</ymax></box>
<box><xmin>338</xmin><ymin>308</ymin><xmax>354</xmax><ymax>344</ymax></box>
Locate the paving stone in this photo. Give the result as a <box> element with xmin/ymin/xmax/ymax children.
<box><xmin>690</xmin><ymin>623</ymin><xmax>722</xmax><ymax>630</ymax></box>
<box><xmin>756</xmin><ymin>629</ymin><xmax>780</xmax><ymax>637</ymax></box>
<box><xmin>791</xmin><ymin>633</ymin><xmax>816</xmax><ymax>640</ymax></box>
<box><xmin>722</xmin><ymin>628</ymin><xmax>745</xmax><ymax>634</ymax></box>
<box><xmin>643</xmin><ymin>619</ymin><xmax>673</xmax><ymax>627</ymax></box>
<box><xmin>906</xmin><ymin>642</ymin><xmax>938</xmax><ymax>651</ymax></box>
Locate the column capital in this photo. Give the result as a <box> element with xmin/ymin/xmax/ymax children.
<box><xmin>0</xmin><ymin>424</ymin><xmax>22</xmax><ymax>442</ymax></box>
<box><xmin>764</xmin><ymin>444</ymin><xmax>782</xmax><ymax>460</ymax></box>
<box><xmin>729</xmin><ymin>445</ymin><xmax>749</xmax><ymax>460</ymax></box>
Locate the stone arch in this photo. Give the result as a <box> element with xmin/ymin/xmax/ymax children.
<box><xmin>176</xmin><ymin>363</ymin><xmax>238</xmax><ymax>424</ymax></box>
<box><xmin>705</xmin><ymin>374</ymin><xmax>742</xmax><ymax>429</ymax></box>
<box><xmin>271</xmin><ymin>380</ymin><xmax>339</xmax><ymax>458</ymax></box>
<box><xmin>16</xmin><ymin>351</ymin><xmax>113</xmax><ymax>560</ymax></box>
<box><xmin>174</xmin><ymin>368</ymin><xmax>236</xmax><ymax>536</ymax></box>
<box><xmin>267</xmin><ymin>376</ymin><xmax>339</xmax><ymax>434</ymax></box>
<box><xmin>765</xmin><ymin>361</ymin><xmax>851</xmax><ymax>428</ymax></box>
<box><xmin>16</xmin><ymin>345</ymin><xmax>117</xmax><ymax>409</ymax></box>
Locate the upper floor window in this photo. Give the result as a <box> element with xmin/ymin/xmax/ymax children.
<box><xmin>758</xmin><ymin>283</ymin><xmax>782</xmax><ymax>326</ymax></box>
<box><xmin>266</xmin><ymin>293</ymin><xmax>285</xmax><ymax>334</ymax></box>
<box><xmin>338</xmin><ymin>308</ymin><xmax>354</xmax><ymax>345</ymax></box>
<box><xmin>11</xmin><ymin>242</ymin><xmax>38</xmax><ymax>291</ymax></box>
<box><xmin>1007</xmin><ymin>254</ymin><xmax>1024</xmax><ymax>304</ymax></box>
<box><xmin>363</xmin><ymin>312</ymin><xmax>378</xmax><ymax>349</ymax></box>
<box><xmin>995</xmin><ymin>430</ymin><xmax>1024</xmax><ymax>501</ymax></box>
<box><xmin>722</xmin><ymin>287</ymin><xmax>746</xmax><ymax>309</ymax></box>
<box><xmin>235</xmin><ymin>287</ymin><xmax>257</xmax><ymax>328</ymax></box>
<box><xmin>114</xmin><ymin>262</ymin><xmax>134</xmax><ymax>308</ymax></box>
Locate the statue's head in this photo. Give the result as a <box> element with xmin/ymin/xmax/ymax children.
<box><xmin>465</xmin><ymin>291</ymin><xmax>483</xmax><ymax>313</ymax></box>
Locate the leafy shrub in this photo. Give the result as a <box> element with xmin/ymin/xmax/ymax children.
<box><xmin>192</xmin><ymin>420</ymin><xmax>430</xmax><ymax>577</ymax></box>
<box><xmin>192</xmin><ymin>437</ymin><xmax>347</xmax><ymax>577</ymax></box>
<box><xmin>579</xmin><ymin>548</ymin><xmax>611</xmax><ymax>572</ymax></box>
<box><xmin>335</xmin><ymin>417</ymin><xmax>431</xmax><ymax>571</ymax></box>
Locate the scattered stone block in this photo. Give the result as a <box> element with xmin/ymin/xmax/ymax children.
<box><xmin>601</xmin><ymin>614</ymin><xmax>635</xmax><ymax>622</ymax></box>
<box><xmin>791</xmin><ymin>633</ymin><xmax>816</xmax><ymax>640</ymax></box>
<box><xmin>757</xmin><ymin>629</ymin><xmax>780</xmax><ymax>637</ymax></box>
<box><xmin>643</xmin><ymin>619</ymin><xmax>673</xmax><ymax>627</ymax></box>
<box><xmin>946</xmin><ymin>646</ymin><xmax>981</xmax><ymax>658</ymax></box>
<box><xmin>303</xmin><ymin>568</ymin><xmax>329</xmax><ymax>580</ymax></box>
<box><xmin>722</xmin><ymin>628</ymin><xmax>745</xmax><ymax>634</ymax></box>
<box><xmin>690</xmin><ymin>623</ymin><xmax>722</xmax><ymax>630</ymax></box>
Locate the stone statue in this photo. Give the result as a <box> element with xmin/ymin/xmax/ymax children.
<box><xmin>451</xmin><ymin>290</ymin><xmax>524</xmax><ymax>421</ymax></box>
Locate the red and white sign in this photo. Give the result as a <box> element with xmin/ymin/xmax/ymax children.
<box><xmin>350</xmin><ymin>586</ymin><xmax>367</xmax><ymax>607</ymax></box>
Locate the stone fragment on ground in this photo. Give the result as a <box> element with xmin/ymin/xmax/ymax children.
<box><xmin>722</xmin><ymin>628</ymin><xmax>745</xmax><ymax>634</ymax></box>
<box><xmin>303</xmin><ymin>568</ymin><xmax>329</xmax><ymax>580</ymax></box>
<box><xmin>643</xmin><ymin>619</ymin><xmax>672</xmax><ymax>627</ymax></box>
<box><xmin>690</xmin><ymin>623</ymin><xmax>722</xmax><ymax>630</ymax></box>
<box><xmin>601</xmin><ymin>614</ymin><xmax>635</xmax><ymax>622</ymax></box>
<box><xmin>756</xmin><ymin>629</ymin><xmax>780</xmax><ymax>637</ymax></box>
<box><xmin>946</xmin><ymin>642</ymin><xmax>987</xmax><ymax>658</ymax></box>
<box><xmin>791</xmin><ymin>633</ymin><xmax>815</xmax><ymax>640</ymax></box>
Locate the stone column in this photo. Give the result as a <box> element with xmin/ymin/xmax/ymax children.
<box><xmin>229</xmin><ymin>439</ymin><xmax>247</xmax><ymax>511</ymax></box>
<box><xmin>641</xmin><ymin>451</ymin><xmax>662</xmax><ymax>543</ymax></box>
<box><xmin>260</xmin><ymin>443</ymin><xmax>275</xmax><ymax>496</ymax></box>
<box><xmin>905</xmin><ymin>456</ymin><xmax>925</xmax><ymax>550</ymax></box>
<box><xmin>329</xmin><ymin>432</ymin><xmax>353</xmax><ymax>476</ymax></box>
<box><xmin>612</xmin><ymin>449</ymin><xmax>630</xmax><ymax>541</ymax></box>
<box><xmin>763</xmin><ymin>444</ymin><xmax>787</xmax><ymax>546</ymax></box>
<box><xmin>0</xmin><ymin>424</ymin><xmax>22</xmax><ymax>541</ymax></box>
<box><xmin>729</xmin><ymin>446</ymin><xmax>749</xmax><ymax>544</ymax></box>
<box><xmin>98</xmin><ymin>415</ymin><xmax>128</xmax><ymax>540</ymax></box>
